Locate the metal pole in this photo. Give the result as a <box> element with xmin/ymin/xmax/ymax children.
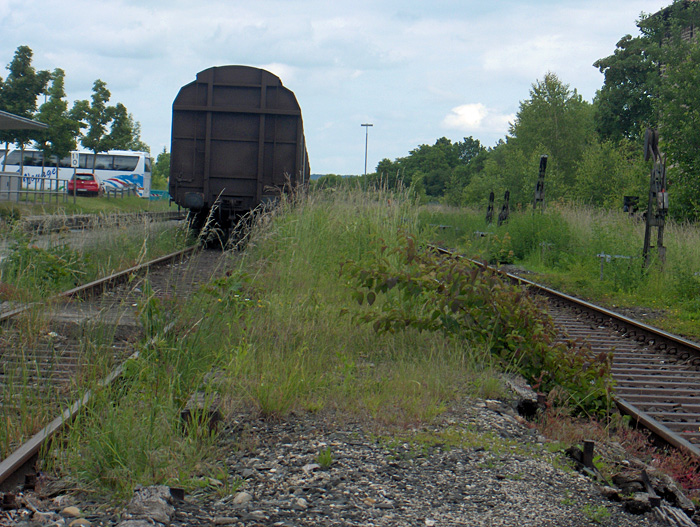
<box><xmin>361</xmin><ymin>123</ymin><xmax>373</xmax><ymax>176</ymax></box>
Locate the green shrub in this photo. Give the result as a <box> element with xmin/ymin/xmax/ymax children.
<box><xmin>0</xmin><ymin>206</ymin><xmax>21</xmax><ymax>225</ymax></box>
<box><xmin>501</xmin><ymin>210</ymin><xmax>574</xmax><ymax>267</ymax></box>
<box><xmin>342</xmin><ymin>232</ymin><xmax>615</xmax><ymax>416</ymax></box>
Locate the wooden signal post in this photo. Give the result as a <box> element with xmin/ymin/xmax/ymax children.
<box><xmin>533</xmin><ymin>155</ymin><xmax>547</xmax><ymax>211</ymax></box>
<box><xmin>642</xmin><ymin>128</ymin><xmax>668</xmax><ymax>268</ymax></box>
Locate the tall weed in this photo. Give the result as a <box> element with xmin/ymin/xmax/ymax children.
<box><xmin>342</xmin><ymin>232</ymin><xmax>615</xmax><ymax>416</ymax></box>
<box><xmin>432</xmin><ymin>203</ymin><xmax>700</xmax><ymax>337</ymax></box>
<box><xmin>51</xmin><ymin>189</ymin><xmax>627</xmax><ymax>499</ymax></box>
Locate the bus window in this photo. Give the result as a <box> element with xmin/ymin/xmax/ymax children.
<box><xmin>79</xmin><ymin>154</ymin><xmax>93</xmax><ymax>169</ymax></box>
<box><xmin>113</xmin><ymin>155</ymin><xmax>138</xmax><ymax>171</ymax></box>
<box><xmin>24</xmin><ymin>152</ymin><xmax>40</xmax><ymax>166</ymax></box>
<box><xmin>4</xmin><ymin>151</ymin><xmax>22</xmax><ymax>165</ymax></box>
<box><xmin>95</xmin><ymin>154</ymin><xmax>114</xmax><ymax>170</ymax></box>
<box><xmin>144</xmin><ymin>156</ymin><xmax>152</xmax><ymax>172</ymax></box>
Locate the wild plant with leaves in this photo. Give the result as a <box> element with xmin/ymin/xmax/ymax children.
<box><xmin>342</xmin><ymin>231</ymin><xmax>614</xmax><ymax>416</ymax></box>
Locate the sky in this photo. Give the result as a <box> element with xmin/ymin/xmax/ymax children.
<box><xmin>0</xmin><ymin>0</ymin><xmax>673</xmax><ymax>175</ymax></box>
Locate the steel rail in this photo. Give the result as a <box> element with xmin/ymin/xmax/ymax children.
<box><xmin>506</xmin><ymin>272</ymin><xmax>700</xmax><ymax>358</ymax></box>
<box><xmin>0</xmin><ymin>245</ymin><xmax>198</xmax><ymax>487</ymax></box>
<box><xmin>431</xmin><ymin>245</ymin><xmax>700</xmax><ymax>458</ymax></box>
<box><xmin>508</xmin><ymin>281</ymin><xmax>700</xmax><ymax>458</ymax></box>
<box><xmin>58</xmin><ymin>245</ymin><xmax>199</xmax><ymax>299</ymax></box>
<box><xmin>0</xmin><ymin>246</ymin><xmax>199</xmax><ymax>324</ymax></box>
<box><xmin>0</xmin><ymin>352</ymin><xmax>138</xmax><ymax>486</ymax></box>
<box><xmin>22</xmin><ymin>210</ymin><xmax>186</xmax><ymax>234</ymax></box>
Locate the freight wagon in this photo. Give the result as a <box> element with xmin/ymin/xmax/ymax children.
<box><xmin>169</xmin><ymin>65</ymin><xmax>309</xmax><ymax>233</ymax></box>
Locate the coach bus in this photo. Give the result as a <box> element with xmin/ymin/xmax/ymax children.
<box><xmin>0</xmin><ymin>148</ymin><xmax>152</xmax><ymax>197</ymax></box>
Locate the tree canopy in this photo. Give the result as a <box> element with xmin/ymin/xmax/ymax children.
<box><xmin>0</xmin><ymin>45</ymin><xmax>150</xmax><ymax>164</ymax></box>
<box><xmin>0</xmin><ymin>45</ymin><xmax>50</xmax><ymax>166</ymax></box>
<box><xmin>35</xmin><ymin>68</ymin><xmax>81</xmax><ymax>164</ymax></box>
<box><xmin>508</xmin><ymin>72</ymin><xmax>596</xmax><ymax>192</ymax></box>
<box><xmin>356</xmin><ymin>2</ymin><xmax>700</xmax><ymax>222</ymax></box>
<box><xmin>593</xmin><ymin>34</ymin><xmax>658</xmax><ymax>142</ymax></box>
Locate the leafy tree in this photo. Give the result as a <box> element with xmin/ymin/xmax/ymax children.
<box><xmin>108</xmin><ymin>102</ymin><xmax>149</xmax><ymax>152</ymax></box>
<box><xmin>401</xmin><ymin>137</ymin><xmax>474</xmax><ymax>198</ymax></box>
<box><xmin>374</xmin><ymin>157</ymin><xmax>406</xmax><ymax>188</ymax></box>
<box><xmin>639</xmin><ymin>0</ymin><xmax>700</xmax><ymax>220</ymax></box>
<box><xmin>461</xmin><ymin>141</ymin><xmax>538</xmax><ymax>209</ymax></box>
<box><xmin>369</xmin><ymin>136</ymin><xmax>488</xmax><ymax>200</ymax></box>
<box><xmin>592</xmin><ymin>1</ymin><xmax>700</xmax><ymax>219</ymax></box>
<box><xmin>151</xmin><ymin>148</ymin><xmax>170</xmax><ymax>190</ymax></box>
<box><xmin>71</xmin><ymin>79</ymin><xmax>113</xmax><ymax>170</ymax></box>
<box><xmin>657</xmin><ymin>42</ymin><xmax>700</xmax><ymax>219</ymax></box>
<box><xmin>107</xmin><ymin>103</ymin><xmax>132</xmax><ymax>150</ymax></box>
<box><xmin>456</xmin><ymin>136</ymin><xmax>486</xmax><ymax>164</ymax></box>
<box><xmin>507</xmin><ymin>72</ymin><xmax>596</xmax><ymax>196</ymax></box>
<box><xmin>444</xmin><ymin>138</ymin><xmax>488</xmax><ymax>205</ymax></box>
<box><xmin>0</xmin><ymin>45</ymin><xmax>50</xmax><ymax>169</ymax></box>
<box><xmin>572</xmin><ymin>140</ymin><xmax>648</xmax><ymax>208</ymax></box>
<box><xmin>35</xmin><ymin>68</ymin><xmax>81</xmax><ymax>172</ymax></box>
<box><xmin>593</xmin><ymin>35</ymin><xmax>658</xmax><ymax>142</ymax></box>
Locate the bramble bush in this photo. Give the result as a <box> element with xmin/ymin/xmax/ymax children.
<box><xmin>342</xmin><ymin>232</ymin><xmax>615</xmax><ymax>416</ymax></box>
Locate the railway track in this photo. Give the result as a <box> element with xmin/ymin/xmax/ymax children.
<box><xmin>21</xmin><ymin>210</ymin><xmax>186</xmax><ymax>234</ymax></box>
<box><xmin>0</xmin><ymin>245</ymin><xmax>232</xmax><ymax>490</ymax></box>
<box><xmin>539</xmin><ymin>285</ymin><xmax>700</xmax><ymax>457</ymax></box>
<box><xmin>4</xmin><ymin>239</ymin><xmax>699</xmax><ymax>499</ymax></box>
<box><xmin>430</xmin><ymin>246</ymin><xmax>700</xmax><ymax>458</ymax></box>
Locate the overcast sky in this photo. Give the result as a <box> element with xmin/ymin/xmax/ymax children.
<box><xmin>0</xmin><ymin>0</ymin><xmax>671</xmax><ymax>175</ymax></box>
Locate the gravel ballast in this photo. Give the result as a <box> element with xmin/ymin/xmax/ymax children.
<box><xmin>5</xmin><ymin>394</ymin><xmax>677</xmax><ymax>527</ymax></box>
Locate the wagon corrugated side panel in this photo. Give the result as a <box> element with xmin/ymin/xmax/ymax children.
<box><xmin>169</xmin><ymin>65</ymin><xmax>309</xmax><ymax>216</ymax></box>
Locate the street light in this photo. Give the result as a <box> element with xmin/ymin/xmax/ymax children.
<box><xmin>361</xmin><ymin>123</ymin><xmax>373</xmax><ymax>176</ymax></box>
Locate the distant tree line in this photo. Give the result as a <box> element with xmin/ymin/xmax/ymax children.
<box><xmin>322</xmin><ymin>0</ymin><xmax>700</xmax><ymax>222</ymax></box>
<box><xmin>0</xmin><ymin>45</ymin><xmax>149</xmax><ymax>175</ymax></box>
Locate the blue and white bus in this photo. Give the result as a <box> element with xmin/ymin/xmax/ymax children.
<box><xmin>0</xmin><ymin>148</ymin><xmax>152</xmax><ymax>197</ymax></box>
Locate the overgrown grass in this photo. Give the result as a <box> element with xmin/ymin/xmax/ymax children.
<box><xmin>48</xmin><ymin>187</ymin><xmax>507</xmax><ymax>499</ymax></box>
<box><xmin>0</xmin><ymin>194</ymin><xmax>173</xmax><ymax>222</ymax></box>
<box><xmin>50</xmin><ymin>189</ymin><xmax>699</xmax><ymax>502</ymax></box>
<box><xmin>0</xmin><ymin>217</ymin><xmax>190</xmax><ymax>301</ymax></box>
<box><xmin>419</xmin><ymin>204</ymin><xmax>700</xmax><ymax>339</ymax></box>
<box><xmin>214</xmin><ymin>189</ymin><xmax>496</xmax><ymax>422</ymax></box>
<box><xmin>0</xmin><ymin>215</ymin><xmax>191</xmax><ymax>459</ymax></box>
<box><xmin>0</xmin><ymin>316</ymin><xmax>129</xmax><ymax>459</ymax></box>
<box><xmin>416</xmin><ymin>203</ymin><xmax>700</xmax><ymax>497</ymax></box>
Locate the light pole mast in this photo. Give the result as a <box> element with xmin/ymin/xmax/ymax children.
<box><xmin>361</xmin><ymin>123</ymin><xmax>373</xmax><ymax>176</ymax></box>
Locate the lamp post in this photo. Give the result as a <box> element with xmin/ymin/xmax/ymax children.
<box><xmin>361</xmin><ymin>123</ymin><xmax>373</xmax><ymax>176</ymax></box>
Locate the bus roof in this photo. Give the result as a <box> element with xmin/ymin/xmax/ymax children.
<box><xmin>3</xmin><ymin>147</ymin><xmax>149</xmax><ymax>156</ymax></box>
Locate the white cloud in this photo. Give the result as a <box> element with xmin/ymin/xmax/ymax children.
<box><xmin>0</xmin><ymin>0</ymin><xmax>674</xmax><ymax>174</ymax></box>
<box><xmin>260</xmin><ymin>63</ymin><xmax>299</xmax><ymax>84</ymax></box>
<box><xmin>482</xmin><ymin>35</ymin><xmax>565</xmax><ymax>78</ymax></box>
<box><xmin>442</xmin><ymin>104</ymin><xmax>514</xmax><ymax>135</ymax></box>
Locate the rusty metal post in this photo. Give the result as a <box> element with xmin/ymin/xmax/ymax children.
<box><xmin>498</xmin><ymin>190</ymin><xmax>510</xmax><ymax>226</ymax></box>
<box><xmin>642</xmin><ymin>129</ymin><xmax>668</xmax><ymax>268</ymax></box>
<box><xmin>486</xmin><ymin>191</ymin><xmax>494</xmax><ymax>224</ymax></box>
<box><xmin>533</xmin><ymin>155</ymin><xmax>547</xmax><ymax>211</ymax></box>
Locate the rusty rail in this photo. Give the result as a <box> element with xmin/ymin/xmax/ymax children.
<box><xmin>0</xmin><ymin>245</ymin><xmax>199</xmax><ymax>487</ymax></box>
<box><xmin>431</xmin><ymin>245</ymin><xmax>700</xmax><ymax>458</ymax></box>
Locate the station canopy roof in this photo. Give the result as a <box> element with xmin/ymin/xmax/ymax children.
<box><xmin>0</xmin><ymin>110</ymin><xmax>48</xmax><ymax>131</ymax></box>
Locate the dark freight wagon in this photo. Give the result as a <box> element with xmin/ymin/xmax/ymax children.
<box><xmin>169</xmin><ymin>65</ymin><xmax>309</xmax><ymax>232</ymax></box>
